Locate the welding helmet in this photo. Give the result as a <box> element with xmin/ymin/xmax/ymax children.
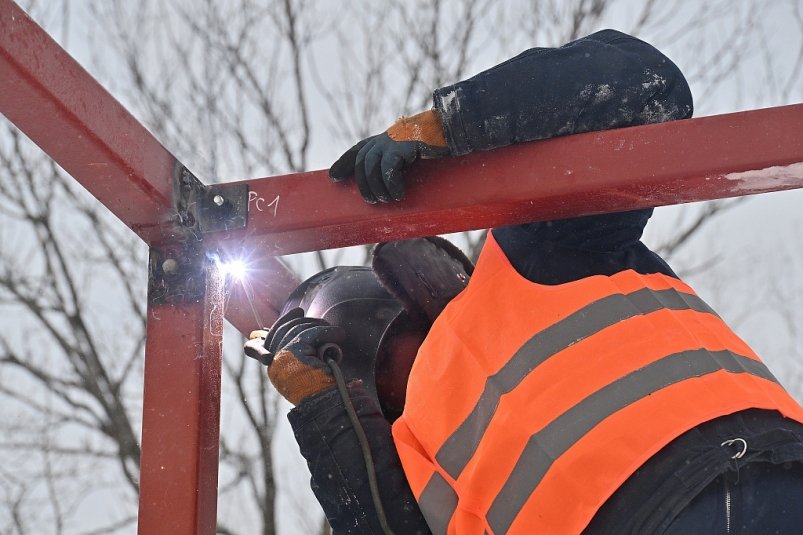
<box><xmin>284</xmin><ymin>237</ymin><xmax>474</xmax><ymax>420</ymax></box>
<box><xmin>282</xmin><ymin>265</ymin><xmax>406</xmax><ymax>415</ymax></box>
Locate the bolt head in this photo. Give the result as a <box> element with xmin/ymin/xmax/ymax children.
<box><xmin>162</xmin><ymin>258</ymin><xmax>179</xmax><ymax>274</ymax></box>
<box><xmin>213</xmin><ymin>194</ymin><xmax>225</xmax><ymax>206</ymax></box>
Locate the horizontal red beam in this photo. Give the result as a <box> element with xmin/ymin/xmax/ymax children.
<box><xmin>213</xmin><ymin>103</ymin><xmax>803</xmax><ymax>333</ymax></box>
<box><xmin>214</xmin><ymin>103</ymin><xmax>803</xmax><ymax>260</ymax></box>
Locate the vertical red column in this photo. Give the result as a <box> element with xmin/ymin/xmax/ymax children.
<box><xmin>138</xmin><ymin>249</ymin><xmax>223</xmax><ymax>534</ymax></box>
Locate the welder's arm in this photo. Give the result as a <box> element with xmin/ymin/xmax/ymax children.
<box><xmin>455</xmin><ymin>29</ymin><xmax>692</xmax><ymax>277</ymax></box>
<box><xmin>245</xmin><ymin>310</ymin><xmax>431</xmax><ymax>534</ymax></box>
<box><xmin>330</xmin><ymin>29</ymin><xmax>692</xmax><ymax>204</ymax></box>
<box><xmin>432</xmin><ymin>28</ymin><xmax>693</xmax><ymax>156</ymax></box>
<box><xmin>289</xmin><ymin>383</ymin><xmax>432</xmax><ymax>534</ymax></box>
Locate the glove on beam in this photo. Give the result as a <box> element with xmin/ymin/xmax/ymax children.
<box><xmin>329</xmin><ymin>109</ymin><xmax>450</xmax><ymax>204</ymax></box>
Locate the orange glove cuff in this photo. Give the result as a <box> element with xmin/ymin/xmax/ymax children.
<box><xmin>387</xmin><ymin>109</ymin><xmax>447</xmax><ymax>148</ymax></box>
<box><xmin>268</xmin><ymin>350</ymin><xmax>336</xmax><ymax>406</ymax></box>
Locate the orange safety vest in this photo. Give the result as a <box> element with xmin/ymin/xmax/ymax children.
<box><xmin>392</xmin><ymin>232</ymin><xmax>803</xmax><ymax>535</ymax></box>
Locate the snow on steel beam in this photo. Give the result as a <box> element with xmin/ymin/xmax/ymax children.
<box><xmin>0</xmin><ymin>0</ymin><xmax>176</xmax><ymax>244</ymax></box>
<box><xmin>212</xmin><ymin>103</ymin><xmax>803</xmax><ymax>259</ymax></box>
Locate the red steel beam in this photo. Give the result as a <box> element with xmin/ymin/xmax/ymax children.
<box><xmin>0</xmin><ymin>0</ymin><xmax>299</xmax><ymax>330</ymax></box>
<box><xmin>217</xmin><ymin>103</ymin><xmax>803</xmax><ymax>332</ymax></box>
<box><xmin>214</xmin><ymin>103</ymin><xmax>803</xmax><ymax>259</ymax></box>
<box><xmin>0</xmin><ymin>0</ymin><xmax>175</xmax><ymax>244</ymax></box>
<box><xmin>0</xmin><ymin>2</ymin><xmax>290</xmax><ymax>529</ymax></box>
<box><xmin>138</xmin><ymin>254</ymin><xmax>223</xmax><ymax>535</ymax></box>
<box><xmin>214</xmin><ymin>104</ymin><xmax>802</xmax><ymax>333</ymax></box>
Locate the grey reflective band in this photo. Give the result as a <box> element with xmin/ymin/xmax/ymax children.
<box><xmin>418</xmin><ymin>472</ymin><xmax>459</xmax><ymax>535</ymax></box>
<box><xmin>485</xmin><ymin>349</ymin><xmax>778</xmax><ymax>534</ymax></box>
<box><xmin>436</xmin><ymin>287</ymin><xmax>716</xmax><ymax>479</ymax></box>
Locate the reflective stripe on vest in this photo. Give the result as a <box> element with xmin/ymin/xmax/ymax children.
<box><xmin>391</xmin><ymin>233</ymin><xmax>803</xmax><ymax>534</ymax></box>
<box><xmin>435</xmin><ymin>286</ymin><xmax>718</xmax><ymax>480</ymax></box>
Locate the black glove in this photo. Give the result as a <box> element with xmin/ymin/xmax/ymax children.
<box><xmin>329</xmin><ymin>110</ymin><xmax>450</xmax><ymax>204</ymax></box>
<box><xmin>244</xmin><ymin>308</ymin><xmax>345</xmax><ymax>406</ymax></box>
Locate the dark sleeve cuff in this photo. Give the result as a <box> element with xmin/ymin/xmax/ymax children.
<box><xmin>432</xmin><ymin>85</ymin><xmax>474</xmax><ymax>157</ymax></box>
<box><xmin>288</xmin><ymin>384</ymin><xmax>342</xmax><ymax>428</ymax></box>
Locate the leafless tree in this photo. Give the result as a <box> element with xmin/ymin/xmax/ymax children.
<box><xmin>1</xmin><ymin>0</ymin><xmax>802</xmax><ymax>534</ymax></box>
<box><xmin>0</xmin><ymin>118</ymin><xmax>146</xmax><ymax>532</ymax></box>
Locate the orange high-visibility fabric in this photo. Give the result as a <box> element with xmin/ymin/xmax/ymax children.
<box><xmin>391</xmin><ymin>232</ymin><xmax>803</xmax><ymax>535</ymax></box>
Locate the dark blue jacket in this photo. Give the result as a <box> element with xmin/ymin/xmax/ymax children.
<box><xmin>288</xmin><ymin>30</ymin><xmax>803</xmax><ymax>534</ymax></box>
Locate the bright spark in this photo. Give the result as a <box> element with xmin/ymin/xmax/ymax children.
<box><xmin>216</xmin><ymin>257</ymin><xmax>248</xmax><ymax>281</ymax></box>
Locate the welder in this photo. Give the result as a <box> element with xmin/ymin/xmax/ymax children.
<box><xmin>246</xmin><ymin>29</ymin><xmax>803</xmax><ymax>534</ymax></box>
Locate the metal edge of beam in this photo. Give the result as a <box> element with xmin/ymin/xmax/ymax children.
<box><xmin>138</xmin><ymin>250</ymin><xmax>223</xmax><ymax>535</ymax></box>
<box><xmin>213</xmin><ymin>103</ymin><xmax>803</xmax><ymax>258</ymax></box>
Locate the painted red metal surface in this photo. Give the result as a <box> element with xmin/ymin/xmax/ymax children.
<box><xmin>208</xmin><ymin>104</ymin><xmax>803</xmax><ymax>332</ymax></box>
<box><xmin>0</xmin><ymin>0</ymin><xmax>178</xmax><ymax>244</ymax></box>
<box><xmin>0</xmin><ymin>0</ymin><xmax>299</xmax><ymax>330</ymax></box>
<box><xmin>215</xmin><ymin>104</ymin><xmax>803</xmax><ymax>258</ymax></box>
<box><xmin>138</xmin><ymin>259</ymin><xmax>223</xmax><ymax>535</ymax></box>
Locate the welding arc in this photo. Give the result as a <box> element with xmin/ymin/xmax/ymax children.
<box><xmin>238</xmin><ymin>277</ymin><xmax>264</xmax><ymax>329</ymax></box>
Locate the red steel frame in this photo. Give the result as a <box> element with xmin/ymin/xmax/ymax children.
<box><xmin>138</xmin><ymin>264</ymin><xmax>224</xmax><ymax>533</ymax></box>
<box><xmin>2</xmin><ymin>0</ymin><xmax>803</xmax><ymax>532</ymax></box>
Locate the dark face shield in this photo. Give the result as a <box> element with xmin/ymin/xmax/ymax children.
<box><xmin>283</xmin><ymin>237</ymin><xmax>474</xmax><ymax>420</ymax></box>
<box><xmin>282</xmin><ymin>265</ymin><xmax>419</xmax><ymax>419</ymax></box>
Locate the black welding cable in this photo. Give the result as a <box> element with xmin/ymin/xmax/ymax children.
<box><xmin>321</xmin><ymin>345</ymin><xmax>396</xmax><ymax>535</ymax></box>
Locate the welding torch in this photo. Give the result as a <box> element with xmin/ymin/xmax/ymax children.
<box><xmin>244</xmin><ymin>330</ymin><xmax>343</xmax><ymax>365</ymax></box>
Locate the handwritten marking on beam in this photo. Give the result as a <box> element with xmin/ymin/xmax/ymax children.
<box><xmin>248</xmin><ymin>192</ymin><xmax>280</xmax><ymax>217</ymax></box>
